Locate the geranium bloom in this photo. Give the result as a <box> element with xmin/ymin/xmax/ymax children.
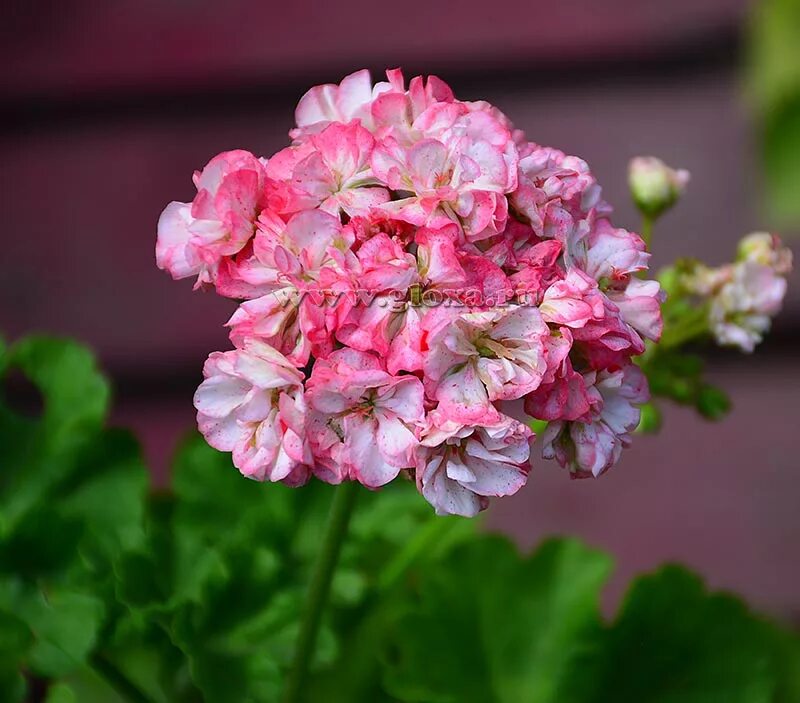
<box><xmin>306</xmin><ymin>349</ymin><xmax>425</xmax><ymax>488</ymax></box>
<box><xmin>157</xmin><ymin>68</ymin><xmax>677</xmax><ymax>514</ymax></box>
<box><xmin>542</xmin><ymin>363</ymin><xmax>648</xmax><ymax>478</ymax></box>
<box><xmin>680</xmin><ymin>232</ymin><xmax>792</xmax><ymax>353</ymax></box>
<box><xmin>224</xmin><ymin>209</ymin><xmax>357</xmax><ymax>363</ymax></box>
<box><xmin>157</xmin><ymin>150</ymin><xmax>270</xmax><ymax>288</ymax></box>
<box><xmin>416</xmin><ymin>412</ymin><xmax>532</xmax><ymax>517</ymax></box>
<box><xmin>194</xmin><ymin>340</ymin><xmax>310</xmax><ymax>485</ymax></box>
<box><xmin>709</xmin><ymin>262</ymin><xmax>787</xmax><ymax>353</ymax></box>
<box><xmin>267</xmin><ymin>121</ymin><xmax>389</xmax><ymax>218</ymax></box>
<box><xmin>371</xmin><ymin>126</ymin><xmax>516</xmax><ymax>240</ymax></box>
<box><xmin>424</xmin><ymin>306</ymin><xmax>549</xmax><ymax>423</ymax></box>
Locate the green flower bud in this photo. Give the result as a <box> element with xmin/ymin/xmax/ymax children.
<box><xmin>628</xmin><ymin>156</ymin><xmax>690</xmax><ymax>219</ymax></box>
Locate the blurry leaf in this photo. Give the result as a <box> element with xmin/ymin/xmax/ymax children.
<box><xmin>636</xmin><ymin>402</ymin><xmax>662</xmax><ymax>433</ymax></box>
<box><xmin>45</xmin><ymin>682</ymin><xmax>77</xmax><ymax>703</ymax></box>
<box><xmin>0</xmin><ymin>669</ymin><xmax>26</xmax><ymax>703</ymax></box>
<box><xmin>0</xmin><ymin>510</ymin><xmax>84</xmax><ymax>579</ymax></box>
<box><xmin>0</xmin><ymin>609</ymin><xmax>33</xmax><ymax>658</ymax></box>
<box><xmin>763</xmin><ymin>619</ymin><xmax>800</xmax><ymax>703</ymax></box>
<box><xmin>6</xmin><ymin>336</ymin><xmax>108</xmax><ymax>445</ymax></box>
<box><xmin>761</xmin><ymin>96</ymin><xmax>800</xmax><ymax>223</ymax></box>
<box><xmin>383</xmin><ymin>537</ymin><xmax>612</xmax><ymax>703</ymax></box>
<box><xmin>116</xmin><ymin>498</ymin><xmax>226</xmax><ymax>617</ymax></box>
<box><xmin>0</xmin><ymin>336</ymin><xmax>119</xmax><ymax>541</ymax></box>
<box><xmin>696</xmin><ymin>384</ymin><xmax>732</xmax><ymax>420</ymax></box>
<box><xmin>560</xmin><ymin>567</ymin><xmax>783</xmax><ymax>703</ymax></box>
<box><xmin>19</xmin><ymin>590</ymin><xmax>105</xmax><ymax>678</ymax></box>
<box><xmin>747</xmin><ymin>0</ymin><xmax>800</xmax><ymax>223</ymax></box>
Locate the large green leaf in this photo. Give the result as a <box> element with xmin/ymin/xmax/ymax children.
<box><xmin>0</xmin><ymin>337</ymin><xmax>148</xmax><ymax>691</ymax></box>
<box><xmin>383</xmin><ymin>536</ymin><xmax>612</xmax><ymax>703</ymax></box>
<box><xmin>561</xmin><ymin>567</ymin><xmax>785</xmax><ymax>703</ymax></box>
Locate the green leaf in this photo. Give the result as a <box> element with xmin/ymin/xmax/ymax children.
<box><xmin>7</xmin><ymin>336</ymin><xmax>109</xmax><ymax>442</ymax></box>
<box><xmin>19</xmin><ymin>590</ymin><xmax>105</xmax><ymax>678</ymax></box>
<box><xmin>561</xmin><ymin>567</ymin><xmax>781</xmax><ymax>703</ymax></box>
<box><xmin>0</xmin><ymin>336</ymin><xmax>113</xmax><ymax>539</ymax></box>
<box><xmin>747</xmin><ymin>0</ymin><xmax>800</xmax><ymax>223</ymax></box>
<box><xmin>45</xmin><ymin>682</ymin><xmax>77</xmax><ymax>703</ymax></box>
<box><xmin>0</xmin><ymin>669</ymin><xmax>26</xmax><ymax>703</ymax></box>
<box><xmin>696</xmin><ymin>384</ymin><xmax>732</xmax><ymax>420</ymax></box>
<box><xmin>383</xmin><ymin>536</ymin><xmax>612</xmax><ymax>703</ymax></box>
<box><xmin>0</xmin><ymin>609</ymin><xmax>33</xmax><ymax>658</ymax></box>
<box><xmin>636</xmin><ymin>402</ymin><xmax>662</xmax><ymax>433</ymax></box>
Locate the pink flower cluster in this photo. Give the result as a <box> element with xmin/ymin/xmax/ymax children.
<box><xmin>157</xmin><ymin>69</ymin><xmax>664</xmax><ymax>516</ymax></box>
<box><xmin>683</xmin><ymin>232</ymin><xmax>792</xmax><ymax>353</ymax></box>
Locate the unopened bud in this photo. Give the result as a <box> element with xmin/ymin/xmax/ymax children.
<box><xmin>628</xmin><ymin>156</ymin><xmax>690</xmax><ymax>219</ymax></box>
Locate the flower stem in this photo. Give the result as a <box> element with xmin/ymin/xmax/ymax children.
<box><xmin>282</xmin><ymin>480</ymin><xmax>360</xmax><ymax>703</ymax></box>
<box><xmin>660</xmin><ymin>304</ymin><xmax>711</xmax><ymax>351</ymax></box>
<box><xmin>640</xmin><ymin>214</ymin><xmax>654</xmax><ymax>249</ymax></box>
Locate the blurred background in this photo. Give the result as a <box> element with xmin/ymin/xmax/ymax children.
<box><xmin>2</xmin><ymin>0</ymin><xmax>798</xmax><ymax>620</ymax></box>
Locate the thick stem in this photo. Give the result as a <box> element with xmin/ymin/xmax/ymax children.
<box><xmin>282</xmin><ymin>481</ymin><xmax>359</xmax><ymax>703</ymax></box>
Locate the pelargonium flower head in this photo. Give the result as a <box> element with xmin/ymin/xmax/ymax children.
<box><xmin>306</xmin><ymin>349</ymin><xmax>425</xmax><ymax>488</ymax></box>
<box><xmin>416</xmin><ymin>411</ymin><xmax>532</xmax><ymax>517</ymax></box>
<box><xmin>194</xmin><ymin>340</ymin><xmax>311</xmax><ymax>485</ymax></box>
<box><xmin>158</xmin><ymin>68</ymin><xmax>667</xmax><ymax>515</ymax></box>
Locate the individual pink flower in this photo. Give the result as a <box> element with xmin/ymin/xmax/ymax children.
<box><xmin>606</xmin><ymin>277</ymin><xmax>664</xmax><ymax>342</ymax></box>
<box><xmin>539</xmin><ymin>269</ymin><xmax>606</xmax><ymax>328</ymax></box>
<box><xmin>523</xmin><ymin>328</ymin><xmax>594</xmax><ymax>421</ymax></box>
<box><xmin>193</xmin><ymin>340</ymin><xmax>311</xmax><ymax>485</ymax></box>
<box><xmin>424</xmin><ymin>306</ymin><xmax>549</xmax><ymax>423</ymax></box>
<box><xmin>512</xmin><ymin>143</ymin><xmax>609</xmax><ymax>231</ymax></box>
<box><xmin>573</xmin><ymin>219</ymin><xmax>650</xmax><ymax>281</ymax></box>
<box><xmin>156</xmin><ymin>150</ymin><xmax>270</xmax><ymax>287</ymax></box>
<box><xmin>292</xmin><ymin>69</ymin><xmax>379</xmax><ymax>138</ymax></box>
<box><xmin>370</xmin><ymin>69</ymin><xmax>457</xmax><ymax>143</ymax></box>
<box><xmin>416</xmin><ymin>411</ymin><xmax>532</xmax><ymax>517</ymax></box>
<box><xmin>223</xmin><ymin>209</ymin><xmax>357</xmax><ymax>364</ymax></box>
<box><xmin>355</xmin><ymin>231</ymin><xmax>418</xmax><ymax>292</ymax></box>
<box><xmin>541</xmin><ymin>363</ymin><xmax>648</xmax><ymax>478</ymax></box>
<box><xmin>371</xmin><ymin>130</ymin><xmax>516</xmax><ymax>240</ymax></box>
<box><xmin>267</xmin><ymin>121</ymin><xmax>389</xmax><ymax>217</ymax></box>
<box><xmin>570</xmin><ymin>298</ymin><xmax>647</xmax><ymax>370</ymax></box>
<box><xmin>306</xmin><ymin>349</ymin><xmax>425</xmax><ymax>488</ymax></box>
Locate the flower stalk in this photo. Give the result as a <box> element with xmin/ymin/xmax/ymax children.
<box><xmin>282</xmin><ymin>481</ymin><xmax>360</xmax><ymax>703</ymax></box>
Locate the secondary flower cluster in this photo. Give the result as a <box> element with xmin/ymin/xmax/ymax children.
<box><xmin>157</xmin><ymin>69</ymin><xmax>664</xmax><ymax>516</ymax></box>
<box><xmin>682</xmin><ymin>232</ymin><xmax>792</xmax><ymax>353</ymax></box>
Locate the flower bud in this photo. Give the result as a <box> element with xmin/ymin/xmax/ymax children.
<box><xmin>628</xmin><ymin>156</ymin><xmax>690</xmax><ymax>219</ymax></box>
<box><xmin>737</xmin><ymin>232</ymin><xmax>793</xmax><ymax>275</ymax></box>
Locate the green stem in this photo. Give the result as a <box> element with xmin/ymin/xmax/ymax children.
<box><xmin>90</xmin><ymin>652</ymin><xmax>154</xmax><ymax>703</ymax></box>
<box><xmin>640</xmin><ymin>214</ymin><xmax>654</xmax><ymax>250</ymax></box>
<box><xmin>660</xmin><ymin>304</ymin><xmax>711</xmax><ymax>351</ymax></box>
<box><xmin>282</xmin><ymin>481</ymin><xmax>360</xmax><ymax>703</ymax></box>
